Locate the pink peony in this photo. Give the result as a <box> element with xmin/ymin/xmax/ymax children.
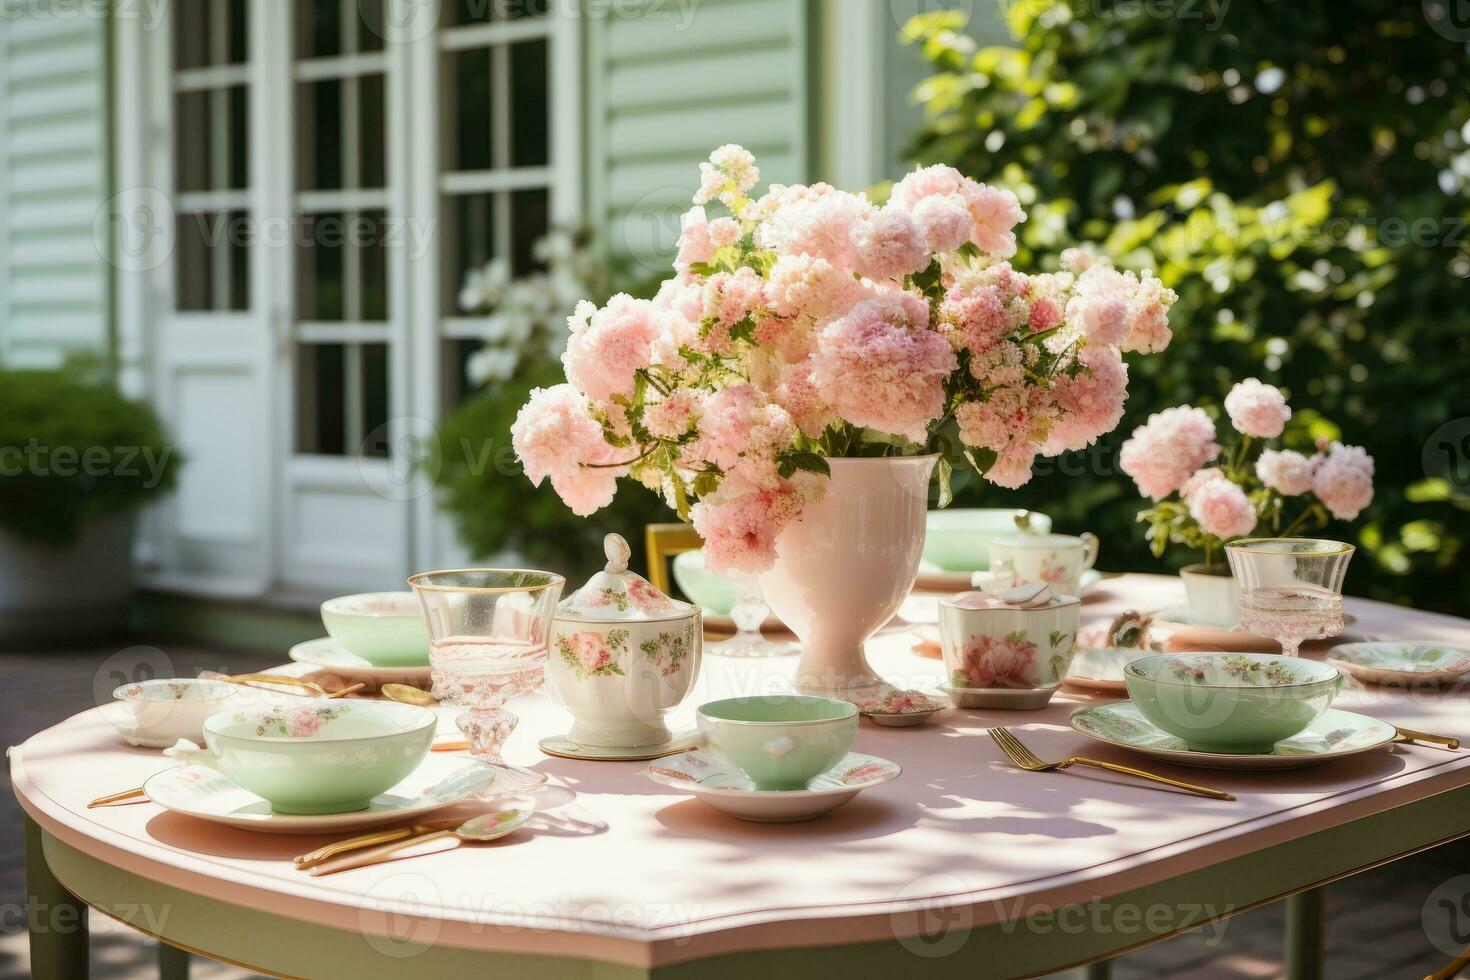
<box><xmin>683</xmin><ymin>384</ymin><xmax>796</xmax><ymax>488</ymax></box>
<box><xmin>570</xmin><ymin>632</ymin><xmax>611</xmax><ymax>673</ymax></box>
<box><xmin>959</xmin><ymin>633</ymin><xmax>1037</xmax><ymax>688</ymax></box>
<box><xmin>1119</xmin><ymin>406</ymin><xmax>1221</xmax><ymax>500</ymax></box>
<box><xmin>984</xmin><ymin>442</ymin><xmax>1039</xmax><ymax>490</ymax></box>
<box><xmin>1187</xmin><ymin>476</ymin><xmax>1257</xmax><ymax>540</ymax></box>
<box><xmin>850</xmin><ymin>208</ymin><xmax>930</xmax><ymax>282</ymax></box>
<box><xmin>707</xmin><ymin>217</ymin><xmax>742</xmax><ymax>247</ymax></box>
<box><xmin>938</xmin><ymin>285</ymin><xmax>1008</xmax><ymax>354</ymax></box>
<box><xmin>754</xmin><ymin>184</ymin><xmax>866</xmax><ymax>268</ymax></box>
<box><xmin>1311</xmin><ymin>442</ymin><xmax>1374</xmax><ymax>519</ymax></box>
<box><xmin>1224</xmin><ymin>378</ymin><xmax>1292</xmax><ymax>439</ymax></box>
<box><xmin>771</xmin><ymin>361</ymin><xmax>834</xmax><ymax>438</ymax></box>
<box><xmin>812</xmin><ymin>291</ymin><xmax>956</xmax><ymax>442</ymax></box>
<box><xmin>691</xmin><ymin>477</ymin><xmax>819</xmax><ymax>575</ymax></box>
<box><xmin>511</xmin><ymin>384</ymin><xmax>625</xmax><ymax>516</ymax></box>
<box><xmin>674</xmin><ymin>206</ymin><xmax>714</xmax><ymax>272</ymax></box>
<box><xmin>1067</xmin><ymin>266</ymin><xmax>1131</xmax><ymax>347</ymax></box>
<box><xmin>702</xmin><ymin>267</ymin><xmax>766</xmax><ymax>327</ymax></box>
<box><xmin>889</xmin><ymin>164</ymin><xmax>967</xmax><ymax>212</ymax></box>
<box><xmin>1041</xmin><ymin>346</ymin><xmax>1129</xmax><ymax>453</ymax></box>
<box><xmin>1256</xmin><ymin>449</ymin><xmax>1314</xmax><ymax>496</ymax></box>
<box><xmin>1028</xmin><ymin>297</ymin><xmax>1063</xmax><ymax>332</ymax></box>
<box><xmin>960</xmin><ymin>182</ymin><xmax>1025</xmax><ymax>257</ymax></box>
<box><xmin>1180</xmin><ymin>466</ymin><xmax>1227</xmax><ymax>500</ymax></box>
<box><xmin>910</xmin><ymin>194</ymin><xmax>973</xmax><ymax>252</ymax></box>
<box><xmin>644</xmin><ymin>387</ymin><xmax>702</xmax><ymax>439</ymax></box>
<box><xmin>562</xmin><ymin>295</ymin><xmax>662</xmax><ymax>402</ymax></box>
<box><xmin>1121</xmin><ymin>274</ymin><xmax>1175</xmax><ymax>354</ymax></box>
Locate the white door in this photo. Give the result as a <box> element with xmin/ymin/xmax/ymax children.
<box><xmin>122</xmin><ymin>0</ymin><xmax>577</xmax><ymax>599</ymax></box>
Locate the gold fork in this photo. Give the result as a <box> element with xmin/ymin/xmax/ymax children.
<box><xmin>989</xmin><ymin>727</ymin><xmax>1235</xmax><ymax>801</ymax></box>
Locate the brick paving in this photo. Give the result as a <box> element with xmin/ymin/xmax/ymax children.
<box><xmin>0</xmin><ymin>640</ymin><xmax>1465</xmax><ymax>979</ymax></box>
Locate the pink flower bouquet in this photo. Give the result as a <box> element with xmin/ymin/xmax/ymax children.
<box><xmin>1120</xmin><ymin>378</ymin><xmax>1374</xmax><ymax>567</ymax></box>
<box><xmin>513</xmin><ymin>146</ymin><xmax>1178</xmax><ymax>574</ymax></box>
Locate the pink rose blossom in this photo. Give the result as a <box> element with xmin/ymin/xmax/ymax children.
<box><xmin>1224</xmin><ymin>378</ymin><xmax>1292</xmax><ymax>439</ymax></box>
<box><xmin>959</xmin><ymin>633</ymin><xmax>1037</xmax><ymax>688</ymax></box>
<box><xmin>1119</xmin><ymin>406</ymin><xmax>1221</xmax><ymax>500</ymax></box>
<box><xmin>1311</xmin><ymin>442</ymin><xmax>1375</xmax><ymax>519</ymax></box>
<box><xmin>1066</xmin><ymin>266</ymin><xmax>1131</xmax><ymax>347</ymax></box>
<box><xmin>571</xmin><ymin>632</ymin><xmax>611</xmax><ymax>673</ymax></box>
<box><xmin>960</xmin><ymin>182</ymin><xmax>1025</xmax><ymax>257</ymax></box>
<box><xmin>754</xmin><ymin>185</ymin><xmax>866</xmax><ymax>268</ymax></box>
<box><xmin>1256</xmin><ymin>448</ymin><xmax>1314</xmax><ymax>496</ymax></box>
<box><xmin>1180</xmin><ymin>466</ymin><xmax>1227</xmax><ymax>500</ymax></box>
<box><xmin>511</xmin><ymin>384</ymin><xmax>626</xmax><ymax>517</ymax></box>
<box><xmin>644</xmin><ymin>387</ymin><xmax>702</xmax><ymax>439</ymax></box>
<box><xmin>938</xmin><ymin>285</ymin><xmax>1008</xmax><ymax>354</ymax></box>
<box><xmin>850</xmin><ymin>208</ymin><xmax>930</xmax><ymax>282</ymax></box>
<box><xmin>889</xmin><ymin>164</ymin><xmax>967</xmax><ymax>212</ymax></box>
<box><xmin>561</xmin><ymin>294</ymin><xmax>662</xmax><ymax>402</ymax></box>
<box><xmin>1121</xmin><ymin>274</ymin><xmax>1175</xmax><ymax>354</ymax></box>
<box><xmin>908</xmin><ymin>194</ymin><xmax>973</xmax><ymax>253</ymax></box>
<box><xmin>812</xmin><ymin>292</ymin><xmax>956</xmax><ymax>442</ymax></box>
<box><xmin>287</xmin><ymin>708</ymin><xmax>324</xmax><ymax>738</ymax></box>
<box><xmin>764</xmin><ymin>253</ymin><xmax>847</xmax><ymax>321</ymax></box>
<box><xmin>1188</xmin><ymin>476</ymin><xmax>1257</xmax><ymax>540</ymax></box>
<box><xmin>707</xmin><ymin>217</ymin><xmax>742</xmax><ymax>248</ymax></box>
<box><xmin>1028</xmin><ymin>297</ymin><xmax>1063</xmax><ymax>332</ymax></box>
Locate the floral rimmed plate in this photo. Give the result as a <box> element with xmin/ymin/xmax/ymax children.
<box><xmin>858</xmin><ymin>689</ymin><xmax>946</xmax><ymax>727</ymax></box>
<box><xmin>644</xmin><ymin>750</ymin><xmax>901</xmax><ymax>822</ymax></box>
<box><xmin>1064</xmin><ymin>647</ymin><xmax>1136</xmax><ymax>694</ymax></box>
<box><xmin>1151</xmin><ymin>607</ymin><xmax>1357</xmax><ymax>654</ymax></box>
<box><xmin>288</xmin><ymin>637</ymin><xmax>432</xmax><ymax>688</ymax></box>
<box><xmin>1068</xmin><ymin>701</ymin><xmax>1395</xmax><ymax>771</ymax></box>
<box><xmin>143</xmin><ymin>756</ymin><xmax>498</xmax><ymax>834</ymax></box>
<box><xmin>1327</xmin><ymin>642</ymin><xmax>1470</xmax><ymax>687</ymax></box>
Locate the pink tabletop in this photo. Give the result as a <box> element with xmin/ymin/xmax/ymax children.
<box><xmin>12</xmin><ymin>574</ymin><xmax>1470</xmax><ymax>969</ymax></box>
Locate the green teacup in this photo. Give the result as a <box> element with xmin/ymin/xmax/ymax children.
<box><xmin>696</xmin><ymin>695</ymin><xmax>857</xmax><ymax>790</ymax></box>
<box><xmin>201</xmin><ymin>701</ymin><xmax>436</xmax><ymax>814</ymax></box>
<box><xmin>321</xmin><ymin>592</ymin><xmax>431</xmax><ymax>667</ymax></box>
<box><xmin>1124</xmin><ymin>653</ymin><xmax>1344</xmax><ymax>754</ymax></box>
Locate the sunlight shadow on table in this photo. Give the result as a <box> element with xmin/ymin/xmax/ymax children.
<box><xmin>651</xmin><ymin>794</ymin><xmax>915</xmax><ymax>843</ymax></box>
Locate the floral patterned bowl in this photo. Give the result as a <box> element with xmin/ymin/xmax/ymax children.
<box><xmin>108</xmin><ymin>678</ymin><xmax>240</xmax><ymax>748</ymax></box>
<box><xmin>201</xmin><ymin>701</ymin><xmax>436</xmax><ymax>814</ymax></box>
<box><xmin>1124</xmin><ymin>653</ymin><xmax>1344</xmax><ymax>754</ymax></box>
<box><xmin>320</xmin><ymin>592</ymin><xmax>431</xmax><ymax>667</ymax></box>
<box><xmin>937</xmin><ymin>591</ymin><xmax>1080</xmax><ymax>710</ymax></box>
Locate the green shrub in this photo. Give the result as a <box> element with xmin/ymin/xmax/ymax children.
<box><xmin>904</xmin><ymin>1</ymin><xmax>1470</xmax><ymax>609</ymax></box>
<box><xmin>0</xmin><ymin>366</ymin><xmax>183</xmax><ymax>544</ymax></box>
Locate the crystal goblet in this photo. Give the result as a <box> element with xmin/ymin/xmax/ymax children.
<box><xmin>712</xmin><ymin>575</ymin><xmax>798</xmax><ymax>658</ymax></box>
<box><xmin>1225</xmin><ymin>538</ymin><xmax>1354</xmax><ymax>657</ymax></box>
<box><xmin>408</xmin><ymin>569</ymin><xmax>564</xmax><ymax>784</ymax></box>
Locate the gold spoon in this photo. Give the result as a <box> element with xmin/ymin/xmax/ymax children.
<box><xmin>308</xmin><ymin>805</ymin><xmax>534</xmax><ymax>876</ymax></box>
<box><xmin>381</xmin><ymin>683</ymin><xmax>437</xmax><ymax>706</ymax></box>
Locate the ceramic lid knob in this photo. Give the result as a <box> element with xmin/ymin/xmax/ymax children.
<box><xmin>604</xmin><ymin>533</ymin><xmax>632</xmax><ymax>574</ymax></box>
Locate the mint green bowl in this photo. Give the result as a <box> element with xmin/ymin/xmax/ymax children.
<box><xmin>203</xmin><ymin>701</ymin><xmax>436</xmax><ymax>814</ymax></box>
<box><xmin>696</xmin><ymin>695</ymin><xmax>857</xmax><ymax>790</ymax></box>
<box><xmin>321</xmin><ymin>592</ymin><xmax>431</xmax><ymax>667</ymax></box>
<box><xmin>923</xmin><ymin>509</ymin><xmax>1052</xmax><ymax>571</ymax></box>
<box><xmin>672</xmin><ymin>550</ymin><xmax>737</xmax><ymax>615</ymax></box>
<box><xmin>1124</xmin><ymin>653</ymin><xmax>1344</xmax><ymax>754</ymax></box>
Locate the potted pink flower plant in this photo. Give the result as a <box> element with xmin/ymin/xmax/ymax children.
<box><xmin>1120</xmin><ymin>379</ymin><xmax>1374</xmax><ymax>624</ymax></box>
<box><xmin>513</xmin><ymin>146</ymin><xmax>1177</xmax><ymax>694</ymax></box>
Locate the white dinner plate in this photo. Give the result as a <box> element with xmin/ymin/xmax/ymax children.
<box><xmin>644</xmin><ymin>750</ymin><xmax>900</xmax><ymax>822</ymax></box>
<box><xmin>143</xmin><ymin>755</ymin><xmax>498</xmax><ymax>834</ymax></box>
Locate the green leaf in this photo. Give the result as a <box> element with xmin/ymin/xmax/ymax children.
<box><xmin>936</xmin><ymin>456</ymin><xmax>954</xmax><ymax>509</ymax></box>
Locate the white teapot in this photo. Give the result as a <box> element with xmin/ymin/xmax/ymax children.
<box><xmin>544</xmin><ymin>533</ymin><xmax>702</xmax><ymax>748</ymax></box>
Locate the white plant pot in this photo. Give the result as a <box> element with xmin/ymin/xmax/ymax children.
<box><xmin>1180</xmin><ymin>564</ymin><xmax>1238</xmax><ymax>626</ymax></box>
<box><xmin>757</xmin><ymin>456</ymin><xmax>937</xmax><ymax>699</ymax></box>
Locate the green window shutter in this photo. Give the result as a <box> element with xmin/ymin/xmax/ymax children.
<box><xmin>584</xmin><ymin>0</ymin><xmax>815</xmax><ymax>279</ymax></box>
<box><xmin>0</xmin><ymin>4</ymin><xmax>110</xmax><ymax>367</ymax></box>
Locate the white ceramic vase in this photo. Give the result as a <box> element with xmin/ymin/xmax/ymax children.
<box><xmin>1180</xmin><ymin>563</ymin><xmax>1239</xmax><ymax>626</ymax></box>
<box><xmin>757</xmin><ymin>456</ymin><xmax>937</xmax><ymax>699</ymax></box>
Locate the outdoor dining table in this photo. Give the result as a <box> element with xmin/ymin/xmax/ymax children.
<box><xmin>12</xmin><ymin>574</ymin><xmax>1470</xmax><ymax>979</ymax></box>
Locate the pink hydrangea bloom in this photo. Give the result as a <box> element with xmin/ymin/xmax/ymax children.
<box><xmin>674</xmin><ymin>206</ymin><xmax>714</xmax><ymax>272</ymax></box>
<box><xmin>910</xmin><ymin>194</ymin><xmax>973</xmax><ymax>252</ymax></box>
<box><xmin>984</xmin><ymin>442</ymin><xmax>1039</xmax><ymax>489</ymax></box>
<box><xmin>1041</xmin><ymin>346</ymin><xmax>1129</xmax><ymax>453</ymax></box>
<box><xmin>708</xmin><ymin>217</ymin><xmax>742</xmax><ymax>247</ymax></box>
<box><xmin>889</xmin><ymin>164</ymin><xmax>968</xmax><ymax>212</ymax></box>
<box><xmin>702</xmin><ymin>267</ymin><xmax>765</xmax><ymax>326</ymax></box>
<box><xmin>938</xmin><ymin>285</ymin><xmax>1008</xmax><ymax>354</ymax></box>
<box><xmin>1028</xmin><ymin>297</ymin><xmax>1062</xmax><ymax>332</ymax></box>
<box><xmin>772</xmin><ymin>361</ymin><xmax>833</xmax><ymax>438</ymax></box>
<box><xmin>812</xmin><ymin>292</ymin><xmax>956</xmax><ymax>442</ymax></box>
<box><xmin>1119</xmin><ymin>406</ymin><xmax>1221</xmax><ymax>500</ymax></box>
<box><xmin>644</xmin><ymin>387</ymin><xmax>702</xmax><ymax>439</ymax></box>
<box><xmin>1066</xmin><ymin>266</ymin><xmax>1131</xmax><ymax>347</ymax></box>
<box><xmin>1224</xmin><ymin>378</ymin><xmax>1292</xmax><ymax>439</ymax></box>
<box><xmin>1121</xmin><ymin>274</ymin><xmax>1175</xmax><ymax>354</ymax></box>
<box><xmin>960</xmin><ymin>182</ymin><xmax>1025</xmax><ymax>257</ymax></box>
<box><xmin>850</xmin><ymin>208</ymin><xmax>930</xmax><ymax>282</ymax></box>
<box><xmin>1311</xmin><ymin>442</ymin><xmax>1374</xmax><ymax>519</ymax></box>
<box><xmin>694</xmin><ymin>144</ymin><xmax>760</xmax><ymax>207</ymax></box>
<box><xmin>562</xmin><ymin>295</ymin><xmax>662</xmax><ymax>401</ymax></box>
<box><xmin>754</xmin><ymin>185</ymin><xmax>866</xmax><ymax>268</ymax></box>
<box><xmin>764</xmin><ymin>253</ymin><xmax>846</xmax><ymax>321</ymax></box>
<box><xmin>1188</xmin><ymin>475</ymin><xmax>1257</xmax><ymax>540</ymax></box>
<box><xmin>511</xmin><ymin>384</ymin><xmax>624</xmax><ymax>516</ymax></box>
<box><xmin>691</xmin><ymin>476</ymin><xmax>820</xmax><ymax>575</ymax></box>
<box><xmin>1256</xmin><ymin>448</ymin><xmax>1314</xmax><ymax>496</ymax></box>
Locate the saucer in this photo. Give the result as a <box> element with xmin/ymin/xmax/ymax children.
<box><xmin>1068</xmin><ymin>702</ymin><xmax>1395</xmax><ymax>771</ymax></box>
<box><xmin>940</xmin><ymin>683</ymin><xmax>1058</xmax><ymax>710</ymax></box>
<box><xmin>288</xmin><ymin>637</ymin><xmax>432</xmax><ymax>689</ymax></box>
<box><xmin>1328</xmin><ymin>642</ymin><xmax>1470</xmax><ymax>687</ymax></box>
<box><xmin>858</xmin><ymin>688</ymin><xmax>946</xmax><ymax>727</ymax></box>
<box><xmin>143</xmin><ymin>756</ymin><xmax>499</xmax><ymax>834</ymax></box>
<box><xmin>644</xmin><ymin>750</ymin><xmax>901</xmax><ymax>822</ymax></box>
<box><xmin>1063</xmin><ymin>647</ymin><xmax>1138</xmax><ymax>694</ymax></box>
<box><xmin>907</xmin><ymin>568</ymin><xmax>1102</xmax><ymax>606</ymax></box>
<box><xmin>538</xmin><ymin>732</ymin><xmax>699</xmax><ymax>762</ymax></box>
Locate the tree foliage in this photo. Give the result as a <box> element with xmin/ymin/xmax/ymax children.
<box><xmin>905</xmin><ymin>0</ymin><xmax>1470</xmax><ymax>608</ymax></box>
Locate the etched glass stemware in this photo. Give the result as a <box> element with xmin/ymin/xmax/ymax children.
<box><xmin>712</xmin><ymin>576</ymin><xmax>798</xmax><ymax>658</ymax></box>
<box><xmin>408</xmin><ymin>569</ymin><xmax>564</xmax><ymax>781</ymax></box>
<box><xmin>1225</xmin><ymin>538</ymin><xmax>1354</xmax><ymax>657</ymax></box>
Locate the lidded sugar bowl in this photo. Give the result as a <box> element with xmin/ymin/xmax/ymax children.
<box><xmin>544</xmin><ymin>533</ymin><xmax>702</xmax><ymax>748</ymax></box>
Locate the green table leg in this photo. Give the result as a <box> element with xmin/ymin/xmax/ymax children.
<box><xmin>1285</xmin><ymin>888</ymin><xmax>1326</xmax><ymax>980</ymax></box>
<box><xmin>158</xmin><ymin>941</ymin><xmax>190</xmax><ymax>980</ymax></box>
<box><xmin>1084</xmin><ymin>959</ymin><xmax>1112</xmax><ymax>979</ymax></box>
<box><xmin>25</xmin><ymin>815</ymin><xmax>89</xmax><ymax>980</ymax></box>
